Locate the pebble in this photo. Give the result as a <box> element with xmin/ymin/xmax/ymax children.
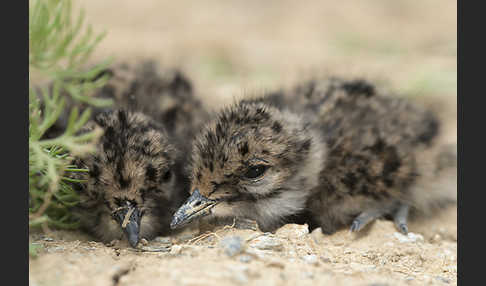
<box><xmin>170</xmin><ymin>245</ymin><xmax>182</xmax><ymax>255</ymax></box>
<box><xmin>310</xmin><ymin>227</ymin><xmax>325</xmax><ymax>244</ymax></box>
<box><xmin>302</xmin><ymin>254</ymin><xmax>319</xmax><ymax>265</ymax></box>
<box><xmin>393</xmin><ymin>232</ymin><xmax>424</xmax><ymax>243</ymax></box>
<box><xmin>275</xmin><ymin>224</ymin><xmax>309</xmax><ymax>240</ymax></box>
<box><xmin>343</xmin><ymin>248</ymin><xmax>353</xmax><ymax>254</ymax></box>
<box><xmin>249</xmin><ymin>235</ymin><xmax>284</xmax><ymax>251</ymax></box>
<box><xmin>219</xmin><ymin>236</ymin><xmax>244</xmax><ymax>257</ymax></box>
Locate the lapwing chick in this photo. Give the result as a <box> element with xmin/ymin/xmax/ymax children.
<box><xmin>44</xmin><ymin>60</ymin><xmax>209</xmax><ymax>153</ymax></box>
<box><xmin>71</xmin><ymin>109</ymin><xmax>186</xmax><ymax>247</ymax></box>
<box><xmin>40</xmin><ymin>61</ymin><xmax>208</xmax><ymax>247</ymax></box>
<box><xmin>94</xmin><ymin>60</ymin><xmax>209</xmax><ymax>152</ymax></box>
<box><xmin>170</xmin><ymin>79</ymin><xmax>456</xmax><ymax>235</ymax></box>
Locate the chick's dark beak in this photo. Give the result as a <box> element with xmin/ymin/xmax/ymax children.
<box><xmin>170</xmin><ymin>189</ymin><xmax>217</xmax><ymax>229</ymax></box>
<box><xmin>114</xmin><ymin>205</ymin><xmax>141</xmax><ymax>248</ymax></box>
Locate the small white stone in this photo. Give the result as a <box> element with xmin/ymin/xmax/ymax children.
<box><xmin>219</xmin><ymin>236</ymin><xmax>244</xmax><ymax>257</ymax></box>
<box><xmin>249</xmin><ymin>235</ymin><xmax>284</xmax><ymax>251</ymax></box>
<box><xmin>310</xmin><ymin>227</ymin><xmax>325</xmax><ymax>244</ymax></box>
<box><xmin>393</xmin><ymin>232</ymin><xmax>424</xmax><ymax>243</ymax></box>
<box><xmin>287</xmin><ymin>250</ymin><xmax>297</xmax><ymax>257</ymax></box>
<box><xmin>302</xmin><ymin>254</ymin><xmax>319</xmax><ymax>265</ymax></box>
<box><xmin>170</xmin><ymin>245</ymin><xmax>182</xmax><ymax>255</ymax></box>
<box><xmin>275</xmin><ymin>224</ymin><xmax>309</xmax><ymax>240</ymax></box>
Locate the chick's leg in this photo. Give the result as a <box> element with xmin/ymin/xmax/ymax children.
<box><xmin>350</xmin><ymin>208</ymin><xmax>387</xmax><ymax>232</ymax></box>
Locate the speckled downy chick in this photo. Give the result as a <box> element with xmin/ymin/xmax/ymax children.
<box><xmin>94</xmin><ymin>60</ymin><xmax>210</xmax><ymax>154</ymax></box>
<box><xmin>59</xmin><ymin>61</ymin><xmax>208</xmax><ymax>247</ymax></box>
<box><xmin>44</xmin><ymin>60</ymin><xmax>209</xmax><ymax>155</ymax></box>
<box><xmin>70</xmin><ymin>110</ymin><xmax>186</xmax><ymax>247</ymax></box>
<box><xmin>170</xmin><ymin>78</ymin><xmax>456</xmax><ymax>235</ymax></box>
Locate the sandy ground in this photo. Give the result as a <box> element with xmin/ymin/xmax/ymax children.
<box><xmin>29</xmin><ymin>207</ymin><xmax>456</xmax><ymax>286</ymax></box>
<box><xmin>29</xmin><ymin>1</ymin><xmax>457</xmax><ymax>285</ymax></box>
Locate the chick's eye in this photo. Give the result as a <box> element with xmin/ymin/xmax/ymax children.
<box><xmin>244</xmin><ymin>165</ymin><xmax>268</xmax><ymax>179</ymax></box>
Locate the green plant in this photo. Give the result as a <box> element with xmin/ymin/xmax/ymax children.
<box><xmin>29</xmin><ymin>0</ymin><xmax>113</xmax><ymax>243</ymax></box>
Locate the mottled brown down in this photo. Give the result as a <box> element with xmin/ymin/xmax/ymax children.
<box><xmin>44</xmin><ymin>61</ymin><xmax>209</xmax><ymax>243</ymax></box>
<box><xmin>71</xmin><ymin>110</ymin><xmax>188</xmax><ymax>243</ymax></box>
<box><xmin>187</xmin><ymin>78</ymin><xmax>456</xmax><ymax>234</ymax></box>
<box><xmin>44</xmin><ymin>60</ymin><xmax>209</xmax><ymax>155</ymax></box>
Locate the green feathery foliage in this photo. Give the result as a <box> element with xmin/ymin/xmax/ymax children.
<box><xmin>29</xmin><ymin>0</ymin><xmax>113</xmax><ymax>254</ymax></box>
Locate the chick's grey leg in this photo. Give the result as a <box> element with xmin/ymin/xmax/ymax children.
<box><xmin>393</xmin><ymin>204</ymin><xmax>410</xmax><ymax>235</ymax></box>
<box><xmin>350</xmin><ymin>208</ymin><xmax>386</xmax><ymax>232</ymax></box>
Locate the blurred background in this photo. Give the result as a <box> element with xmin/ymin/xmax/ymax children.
<box><xmin>83</xmin><ymin>0</ymin><xmax>456</xmax><ymax>113</ymax></box>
